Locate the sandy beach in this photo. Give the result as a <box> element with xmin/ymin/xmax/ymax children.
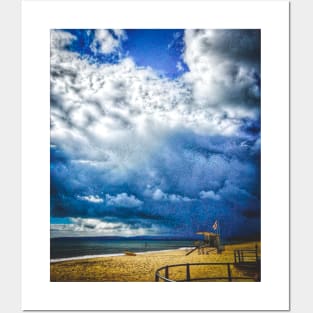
<box><xmin>50</xmin><ymin>241</ymin><xmax>260</xmax><ymax>282</ymax></box>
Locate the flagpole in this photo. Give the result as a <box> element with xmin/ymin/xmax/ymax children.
<box><xmin>217</xmin><ymin>219</ymin><xmax>222</xmax><ymax>252</ymax></box>
<box><xmin>218</xmin><ymin>219</ymin><xmax>221</xmax><ymax>244</ymax></box>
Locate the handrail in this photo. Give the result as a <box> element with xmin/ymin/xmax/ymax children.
<box><xmin>155</xmin><ymin>262</ymin><xmax>259</xmax><ymax>282</ymax></box>
<box><xmin>234</xmin><ymin>247</ymin><xmax>259</xmax><ymax>264</ymax></box>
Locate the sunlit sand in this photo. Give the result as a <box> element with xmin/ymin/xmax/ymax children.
<box><xmin>51</xmin><ymin>241</ymin><xmax>260</xmax><ymax>282</ymax></box>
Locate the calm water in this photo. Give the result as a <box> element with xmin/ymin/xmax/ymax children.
<box><xmin>50</xmin><ymin>237</ymin><xmax>195</xmax><ymax>260</ymax></box>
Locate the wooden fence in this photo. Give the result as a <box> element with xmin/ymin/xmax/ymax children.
<box><xmin>234</xmin><ymin>247</ymin><xmax>259</xmax><ymax>264</ymax></box>
<box><xmin>155</xmin><ymin>262</ymin><xmax>256</xmax><ymax>282</ymax></box>
<box><xmin>155</xmin><ymin>247</ymin><xmax>260</xmax><ymax>282</ymax></box>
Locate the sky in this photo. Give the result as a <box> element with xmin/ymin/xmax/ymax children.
<box><xmin>50</xmin><ymin>29</ymin><xmax>261</xmax><ymax>240</ymax></box>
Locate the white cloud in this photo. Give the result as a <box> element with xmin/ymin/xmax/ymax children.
<box><xmin>50</xmin><ymin>30</ymin><xmax>260</xmax><ymax>181</ymax></box>
<box><xmin>168</xmin><ymin>194</ymin><xmax>193</xmax><ymax>202</ymax></box>
<box><xmin>50</xmin><ymin>30</ymin><xmax>76</xmax><ymax>51</ymax></box>
<box><xmin>151</xmin><ymin>188</ymin><xmax>166</xmax><ymax>201</ymax></box>
<box><xmin>90</xmin><ymin>29</ymin><xmax>126</xmax><ymax>54</ymax></box>
<box><xmin>72</xmin><ymin>217</ymin><xmax>120</xmax><ymax>230</ymax></box>
<box><xmin>77</xmin><ymin>195</ymin><xmax>104</xmax><ymax>203</ymax></box>
<box><xmin>50</xmin><ymin>30</ymin><xmax>255</xmax><ymax>145</ymax></box>
<box><xmin>182</xmin><ymin>29</ymin><xmax>260</xmax><ymax>113</ymax></box>
<box><xmin>105</xmin><ymin>193</ymin><xmax>143</xmax><ymax>207</ymax></box>
<box><xmin>71</xmin><ymin>160</ymin><xmax>105</xmax><ymax>167</ymax></box>
<box><xmin>50</xmin><ymin>217</ymin><xmax>159</xmax><ymax>237</ymax></box>
<box><xmin>199</xmin><ymin>190</ymin><xmax>221</xmax><ymax>201</ymax></box>
<box><xmin>176</xmin><ymin>61</ymin><xmax>184</xmax><ymax>72</ymax></box>
<box><xmin>151</xmin><ymin>188</ymin><xmax>193</xmax><ymax>202</ymax></box>
<box><xmin>112</xmin><ymin>29</ymin><xmax>127</xmax><ymax>40</ymax></box>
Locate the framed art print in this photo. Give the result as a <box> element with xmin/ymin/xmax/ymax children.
<box><xmin>22</xmin><ymin>0</ymin><xmax>289</xmax><ymax>310</ymax></box>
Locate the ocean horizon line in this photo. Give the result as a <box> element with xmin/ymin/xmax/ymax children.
<box><xmin>50</xmin><ymin>247</ymin><xmax>193</xmax><ymax>263</ymax></box>
<box><xmin>50</xmin><ymin>235</ymin><xmax>202</xmax><ymax>240</ymax></box>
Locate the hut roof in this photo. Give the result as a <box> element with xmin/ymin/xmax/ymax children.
<box><xmin>196</xmin><ymin>231</ymin><xmax>218</xmax><ymax>236</ymax></box>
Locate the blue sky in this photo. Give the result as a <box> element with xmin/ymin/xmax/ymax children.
<box><xmin>64</xmin><ymin>29</ymin><xmax>187</xmax><ymax>77</ymax></box>
<box><xmin>50</xmin><ymin>29</ymin><xmax>260</xmax><ymax>239</ymax></box>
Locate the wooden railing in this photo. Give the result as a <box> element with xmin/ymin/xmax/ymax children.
<box><xmin>234</xmin><ymin>246</ymin><xmax>259</xmax><ymax>264</ymax></box>
<box><xmin>155</xmin><ymin>262</ymin><xmax>257</xmax><ymax>282</ymax></box>
<box><xmin>155</xmin><ymin>246</ymin><xmax>260</xmax><ymax>282</ymax></box>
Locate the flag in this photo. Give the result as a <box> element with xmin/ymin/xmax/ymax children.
<box><xmin>212</xmin><ymin>220</ymin><xmax>218</xmax><ymax>231</ymax></box>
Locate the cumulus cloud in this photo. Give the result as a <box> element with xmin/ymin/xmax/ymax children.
<box><xmin>148</xmin><ymin>188</ymin><xmax>193</xmax><ymax>202</ymax></box>
<box><xmin>183</xmin><ymin>29</ymin><xmax>260</xmax><ymax>111</ymax></box>
<box><xmin>50</xmin><ymin>29</ymin><xmax>259</xmax><ymax>158</ymax></box>
<box><xmin>90</xmin><ymin>29</ymin><xmax>126</xmax><ymax>54</ymax></box>
<box><xmin>50</xmin><ymin>30</ymin><xmax>77</xmax><ymax>51</ymax></box>
<box><xmin>105</xmin><ymin>193</ymin><xmax>143</xmax><ymax>208</ymax></box>
<box><xmin>199</xmin><ymin>190</ymin><xmax>221</xmax><ymax>201</ymax></box>
<box><xmin>77</xmin><ymin>195</ymin><xmax>104</xmax><ymax>203</ymax></box>
<box><xmin>50</xmin><ymin>217</ymin><xmax>159</xmax><ymax>237</ymax></box>
<box><xmin>112</xmin><ymin>29</ymin><xmax>127</xmax><ymax>40</ymax></box>
<box><xmin>176</xmin><ymin>61</ymin><xmax>184</xmax><ymax>72</ymax></box>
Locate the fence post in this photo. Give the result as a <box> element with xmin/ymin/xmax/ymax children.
<box><xmin>227</xmin><ymin>263</ymin><xmax>232</xmax><ymax>282</ymax></box>
<box><xmin>241</xmin><ymin>250</ymin><xmax>244</xmax><ymax>263</ymax></box>
<box><xmin>186</xmin><ymin>264</ymin><xmax>191</xmax><ymax>281</ymax></box>
<box><xmin>165</xmin><ymin>266</ymin><xmax>169</xmax><ymax>281</ymax></box>
<box><xmin>155</xmin><ymin>273</ymin><xmax>159</xmax><ymax>282</ymax></box>
<box><xmin>234</xmin><ymin>250</ymin><xmax>236</xmax><ymax>263</ymax></box>
<box><xmin>255</xmin><ymin>244</ymin><xmax>258</xmax><ymax>262</ymax></box>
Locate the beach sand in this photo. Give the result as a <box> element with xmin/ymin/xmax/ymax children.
<box><xmin>50</xmin><ymin>241</ymin><xmax>260</xmax><ymax>282</ymax></box>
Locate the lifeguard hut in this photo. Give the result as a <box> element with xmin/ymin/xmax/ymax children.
<box><xmin>186</xmin><ymin>231</ymin><xmax>224</xmax><ymax>256</ymax></box>
<box><xmin>196</xmin><ymin>231</ymin><xmax>221</xmax><ymax>249</ymax></box>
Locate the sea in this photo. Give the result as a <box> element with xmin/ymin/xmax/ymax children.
<box><xmin>50</xmin><ymin>237</ymin><xmax>196</xmax><ymax>262</ymax></box>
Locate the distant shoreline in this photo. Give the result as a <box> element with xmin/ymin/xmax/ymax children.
<box><xmin>50</xmin><ymin>237</ymin><xmax>197</xmax><ymax>261</ymax></box>
<box><xmin>50</xmin><ymin>236</ymin><xmax>260</xmax><ymax>261</ymax></box>
<box><xmin>50</xmin><ymin>247</ymin><xmax>192</xmax><ymax>263</ymax></box>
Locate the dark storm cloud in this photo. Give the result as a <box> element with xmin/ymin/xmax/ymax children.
<box><xmin>199</xmin><ymin>30</ymin><xmax>260</xmax><ymax>67</ymax></box>
<box><xmin>183</xmin><ymin>29</ymin><xmax>260</xmax><ymax>110</ymax></box>
<box><xmin>51</xmin><ymin>124</ymin><xmax>260</xmax><ymax>238</ymax></box>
